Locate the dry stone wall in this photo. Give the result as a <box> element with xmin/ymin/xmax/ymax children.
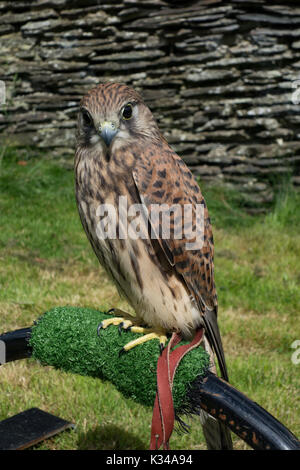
<box><xmin>1</xmin><ymin>0</ymin><xmax>300</xmax><ymax>206</ymax></box>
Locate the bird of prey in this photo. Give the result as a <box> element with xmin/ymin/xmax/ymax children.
<box><xmin>75</xmin><ymin>82</ymin><xmax>232</xmax><ymax>450</ymax></box>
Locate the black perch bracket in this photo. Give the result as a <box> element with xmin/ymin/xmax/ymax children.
<box><xmin>0</xmin><ymin>327</ymin><xmax>299</xmax><ymax>451</ymax></box>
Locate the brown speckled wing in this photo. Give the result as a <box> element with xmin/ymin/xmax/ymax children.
<box><xmin>133</xmin><ymin>144</ymin><xmax>229</xmax><ymax>381</ymax></box>
<box><xmin>133</xmin><ymin>143</ymin><xmax>217</xmax><ymax>313</ymax></box>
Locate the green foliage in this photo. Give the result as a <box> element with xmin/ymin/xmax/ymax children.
<box><xmin>0</xmin><ymin>146</ymin><xmax>72</xmax><ymax>199</ymax></box>
<box><xmin>265</xmin><ymin>184</ymin><xmax>300</xmax><ymax>231</ymax></box>
<box><xmin>0</xmin><ymin>147</ymin><xmax>86</xmax><ymax>261</ymax></box>
<box><xmin>201</xmin><ymin>183</ymin><xmax>255</xmax><ymax>230</ymax></box>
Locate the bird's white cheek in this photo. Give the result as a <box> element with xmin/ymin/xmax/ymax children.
<box><xmin>111</xmin><ymin>129</ymin><xmax>131</xmax><ymax>151</ymax></box>
<box><xmin>116</xmin><ymin>129</ymin><xmax>130</xmax><ymax>140</ymax></box>
<box><xmin>89</xmin><ymin>133</ymin><xmax>107</xmax><ymax>153</ymax></box>
<box><xmin>90</xmin><ymin>133</ymin><xmax>101</xmax><ymax>145</ymax></box>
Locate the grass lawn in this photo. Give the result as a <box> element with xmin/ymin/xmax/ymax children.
<box><xmin>0</xmin><ymin>147</ymin><xmax>299</xmax><ymax>450</ymax></box>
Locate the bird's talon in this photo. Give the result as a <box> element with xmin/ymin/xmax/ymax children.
<box><xmin>118</xmin><ymin>347</ymin><xmax>126</xmax><ymax>357</ymax></box>
<box><xmin>121</xmin><ymin>323</ymin><xmax>132</xmax><ymax>332</ymax></box>
<box><xmin>97</xmin><ymin>322</ymin><xmax>103</xmax><ymax>336</ymax></box>
<box><xmin>118</xmin><ymin>322</ymin><xmax>124</xmax><ymax>335</ymax></box>
<box><xmin>159</xmin><ymin>343</ymin><xmax>165</xmax><ymax>355</ymax></box>
<box><xmin>107</xmin><ymin>308</ymin><xmax>115</xmax><ymax>315</ymax></box>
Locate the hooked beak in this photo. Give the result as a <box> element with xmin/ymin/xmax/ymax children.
<box><xmin>99</xmin><ymin>121</ymin><xmax>118</xmax><ymax>147</ymax></box>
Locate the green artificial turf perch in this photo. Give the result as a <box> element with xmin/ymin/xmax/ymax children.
<box><xmin>29</xmin><ymin>306</ymin><xmax>210</xmax><ymax>413</ymax></box>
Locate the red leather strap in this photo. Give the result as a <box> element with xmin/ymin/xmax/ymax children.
<box><xmin>150</xmin><ymin>328</ymin><xmax>204</xmax><ymax>450</ymax></box>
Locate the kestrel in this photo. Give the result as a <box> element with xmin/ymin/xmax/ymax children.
<box><xmin>75</xmin><ymin>82</ymin><xmax>232</xmax><ymax>449</ymax></box>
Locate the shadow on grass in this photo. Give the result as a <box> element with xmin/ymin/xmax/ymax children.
<box><xmin>77</xmin><ymin>424</ymin><xmax>146</xmax><ymax>450</ymax></box>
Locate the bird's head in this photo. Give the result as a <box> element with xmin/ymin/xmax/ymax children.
<box><xmin>76</xmin><ymin>82</ymin><xmax>160</xmax><ymax>152</ymax></box>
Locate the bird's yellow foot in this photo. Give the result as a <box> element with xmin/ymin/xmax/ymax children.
<box><xmin>97</xmin><ymin>308</ymin><xmax>134</xmax><ymax>336</ymax></box>
<box><xmin>118</xmin><ymin>327</ymin><xmax>168</xmax><ymax>357</ymax></box>
<box><xmin>97</xmin><ymin>309</ymin><xmax>168</xmax><ymax>356</ymax></box>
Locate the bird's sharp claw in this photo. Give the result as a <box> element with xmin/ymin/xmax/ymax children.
<box><xmin>97</xmin><ymin>322</ymin><xmax>103</xmax><ymax>336</ymax></box>
<box><xmin>118</xmin><ymin>347</ymin><xmax>126</xmax><ymax>357</ymax></box>
<box><xmin>118</xmin><ymin>322</ymin><xmax>124</xmax><ymax>335</ymax></box>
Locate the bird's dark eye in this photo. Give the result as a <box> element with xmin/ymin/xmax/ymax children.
<box><xmin>81</xmin><ymin>109</ymin><xmax>93</xmax><ymax>127</ymax></box>
<box><xmin>122</xmin><ymin>104</ymin><xmax>133</xmax><ymax>120</ymax></box>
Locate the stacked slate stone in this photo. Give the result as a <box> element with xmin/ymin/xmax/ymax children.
<box><xmin>1</xmin><ymin>0</ymin><xmax>300</xmax><ymax>208</ymax></box>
